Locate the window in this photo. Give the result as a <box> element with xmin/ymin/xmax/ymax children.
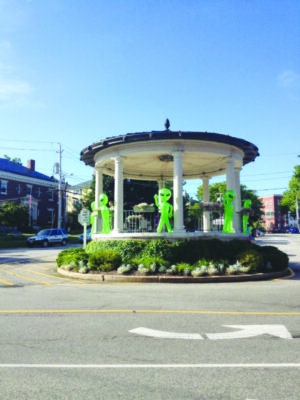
<box><xmin>16</xmin><ymin>184</ymin><xmax>21</xmax><ymax>195</ymax></box>
<box><xmin>37</xmin><ymin>187</ymin><xmax>41</xmax><ymax>198</ymax></box>
<box><xmin>27</xmin><ymin>185</ymin><xmax>32</xmax><ymax>195</ymax></box>
<box><xmin>49</xmin><ymin>189</ymin><xmax>54</xmax><ymax>201</ymax></box>
<box><xmin>1</xmin><ymin>181</ymin><xmax>7</xmax><ymax>195</ymax></box>
<box><xmin>47</xmin><ymin>208</ymin><xmax>54</xmax><ymax>224</ymax></box>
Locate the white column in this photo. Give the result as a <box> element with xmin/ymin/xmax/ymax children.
<box><xmin>226</xmin><ymin>158</ymin><xmax>237</xmax><ymax>232</ymax></box>
<box><xmin>94</xmin><ymin>167</ymin><xmax>103</xmax><ymax>233</ymax></box>
<box><xmin>173</xmin><ymin>150</ymin><xmax>185</xmax><ymax>233</ymax></box>
<box><xmin>113</xmin><ymin>156</ymin><xmax>124</xmax><ymax>233</ymax></box>
<box><xmin>158</xmin><ymin>178</ymin><xmax>164</xmax><ymax>190</ymax></box>
<box><xmin>202</xmin><ymin>176</ymin><xmax>211</xmax><ymax>232</ymax></box>
<box><xmin>234</xmin><ymin>166</ymin><xmax>242</xmax><ymax>233</ymax></box>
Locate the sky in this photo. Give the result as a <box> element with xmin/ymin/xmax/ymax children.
<box><xmin>0</xmin><ymin>0</ymin><xmax>299</xmax><ymax>199</ymax></box>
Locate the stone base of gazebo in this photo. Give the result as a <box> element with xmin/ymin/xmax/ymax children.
<box><xmin>91</xmin><ymin>231</ymin><xmax>248</xmax><ymax>241</ymax></box>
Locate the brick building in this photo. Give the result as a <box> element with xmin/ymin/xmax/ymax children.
<box><xmin>260</xmin><ymin>194</ymin><xmax>288</xmax><ymax>232</ymax></box>
<box><xmin>0</xmin><ymin>158</ymin><xmax>58</xmax><ymax>227</ymax></box>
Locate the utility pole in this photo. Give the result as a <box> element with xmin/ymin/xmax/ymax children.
<box><xmin>296</xmin><ymin>194</ymin><xmax>299</xmax><ymax>230</ymax></box>
<box><xmin>57</xmin><ymin>143</ymin><xmax>63</xmax><ymax>229</ymax></box>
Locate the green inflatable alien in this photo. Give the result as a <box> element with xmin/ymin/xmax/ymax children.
<box><xmin>154</xmin><ymin>188</ymin><xmax>173</xmax><ymax>233</ymax></box>
<box><xmin>90</xmin><ymin>201</ymin><xmax>98</xmax><ymax>234</ymax></box>
<box><xmin>222</xmin><ymin>189</ymin><xmax>236</xmax><ymax>234</ymax></box>
<box><xmin>99</xmin><ymin>193</ymin><xmax>111</xmax><ymax>234</ymax></box>
<box><xmin>242</xmin><ymin>199</ymin><xmax>252</xmax><ymax>234</ymax></box>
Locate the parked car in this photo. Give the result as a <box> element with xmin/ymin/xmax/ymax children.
<box><xmin>289</xmin><ymin>227</ymin><xmax>299</xmax><ymax>234</ymax></box>
<box><xmin>27</xmin><ymin>228</ymin><xmax>69</xmax><ymax>247</ymax></box>
<box><xmin>78</xmin><ymin>228</ymin><xmax>92</xmax><ymax>244</ymax></box>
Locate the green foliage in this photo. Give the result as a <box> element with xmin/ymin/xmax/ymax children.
<box><xmin>237</xmin><ymin>249</ymin><xmax>263</xmax><ymax>272</ymax></box>
<box><xmin>142</xmin><ymin>239</ymin><xmax>173</xmax><ymax>261</ymax></box>
<box><xmin>196</xmin><ymin>182</ymin><xmax>264</xmax><ymax>224</ymax></box>
<box><xmin>0</xmin><ymin>202</ymin><xmax>29</xmax><ymax>229</ymax></box>
<box><xmin>176</xmin><ymin>263</ymin><xmax>192</xmax><ymax>275</ymax></box>
<box><xmin>57</xmin><ymin>238</ymin><xmax>288</xmax><ymax>275</ymax></box>
<box><xmin>280</xmin><ymin>165</ymin><xmax>300</xmax><ymax>215</ymax></box>
<box><xmin>56</xmin><ymin>247</ymin><xmax>88</xmax><ymax>267</ymax></box>
<box><xmin>86</xmin><ymin>239</ymin><xmax>147</xmax><ymax>263</ymax></box>
<box><xmin>258</xmin><ymin>245</ymin><xmax>289</xmax><ymax>271</ymax></box>
<box><xmin>88</xmin><ymin>249</ymin><xmax>122</xmax><ymax>272</ymax></box>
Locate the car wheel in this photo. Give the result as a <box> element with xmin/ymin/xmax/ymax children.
<box><xmin>43</xmin><ymin>240</ymin><xmax>49</xmax><ymax>248</ymax></box>
<box><xmin>61</xmin><ymin>239</ymin><xmax>67</xmax><ymax>246</ymax></box>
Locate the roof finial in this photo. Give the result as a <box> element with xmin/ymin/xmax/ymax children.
<box><xmin>164</xmin><ymin>118</ymin><xmax>170</xmax><ymax>131</ymax></box>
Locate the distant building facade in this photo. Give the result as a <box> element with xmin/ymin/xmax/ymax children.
<box><xmin>0</xmin><ymin>158</ymin><xmax>58</xmax><ymax>227</ymax></box>
<box><xmin>260</xmin><ymin>194</ymin><xmax>288</xmax><ymax>231</ymax></box>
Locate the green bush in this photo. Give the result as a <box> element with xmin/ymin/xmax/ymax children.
<box><xmin>88</xmin><ymin>249</ymin><xmax>122</xmax><ymax>272</ymax></box>
<box><xmin>176</xmin><ymin>263</ymin><xmax>192</xmax><ymax>275</ymax></box>
<box><xmin>237</xmin><ymin>249</ymin><xmax>263</xmax><ymax>273</ymax></box>
<box><xmin>86</xmin><ymin>240</ymin><xmax>147</xmax><ymax>263</ymax></box>
<box><xmin>143</xmin><ymin>240</ymin><xmax>173</xmax><ymax>261</ymax></box>
<box><xmin>56</xmin><ymin>247</ymin><xmax>88</xmax><ymax>268</ymax></box>
<box><xmin>258</xmin><ymin>246</ymin><xmax>289</xmax><ymax>271</ymax></box>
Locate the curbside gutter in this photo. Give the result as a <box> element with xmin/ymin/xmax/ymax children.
<box><xmin>57</xmin><ymin>267</ymin><xmax>293</xmax><ymax>283</ymax></box>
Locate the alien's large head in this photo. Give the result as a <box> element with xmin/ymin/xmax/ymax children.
<box><xmin>223</xmin><ymin>190</ymin><xmax>235</xmax><ymax>202</ymax></box>
<box><xmin>244</xmin><ymin>199</ymin><xmax>252</xmax><ymax>208</ymax></box>
<box><xmin>99</xmin><ymin>193</ymin><xmax>108</xmax><ymax>206</ymax></box>
<box><xmin>158</xmin><ymin>188</ymin><xmax>172</xmax><ymax>202</ymax></box>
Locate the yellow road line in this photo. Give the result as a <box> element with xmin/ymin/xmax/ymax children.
<box><xmin>0</xmin><ymin>268</ymin><xmax>52</xmax><ymax>286</ymax></box>
<box><xmin>0</xmin><ymin>277</ymin><xmax>14</xmax><ymax>286</ymax></box>
<box><xmin>15</xmin><ymin>265</ymin><xmax>51</xmax><ymax>271</ymax></box>
<box><xmin>18</xmin><ymin>268</ymin><xmax>87</xmax><ymax>284</ymax></box>
<box><xmin>2</xmin><ymin>265</ymin><xmax>85</xmax><ymax>284</ymax></box>
<box><xmin>0</xmin><ymin>309</ymin><xmax>299</xmax><ymax>315</ymax></box>
<box><xmin>273</xmin><ymin>268</ymin><xmax>296</xmax><ymax>281</ymax></box>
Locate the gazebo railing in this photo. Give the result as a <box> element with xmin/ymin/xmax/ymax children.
<box><xmin>123</xmin><ymin>210</ymin><xmax>157</xmax><ymax>233</ymax></box>
<box><xmin>121</xmin><ymin>210</ymin><xmax>224</xmax><ymax>233</ymax></box>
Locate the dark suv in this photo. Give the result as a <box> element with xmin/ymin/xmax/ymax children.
<box><xmin>27</xmin><ymin>228</ymin><xmax>69</xmax><ymax>247</ymax></box>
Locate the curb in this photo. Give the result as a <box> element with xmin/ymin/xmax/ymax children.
<box><xmin>57</xmin><ymin>267</ymin><xmax>292</xmax><ymax>283</ymax></box>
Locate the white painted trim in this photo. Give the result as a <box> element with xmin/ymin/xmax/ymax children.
<box><xmin>0</xmin><ymin>171</ymin><xmax>57</xmax><ymax>188</ymax></box>
<box><xmin>0</xmin><ymin>363</ymin><xmax>299</xmax><ymax>369</ymax></box>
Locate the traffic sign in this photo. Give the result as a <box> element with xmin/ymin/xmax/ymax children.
<box><xmin>78</xmin><ymin>209</ymin><xmax>91</xmax><ymax>226</ymax></box>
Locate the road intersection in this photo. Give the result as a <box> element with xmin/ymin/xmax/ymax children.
<box><xmin>0</xmin><ymin>235</ymin><xmax>299</xmax><ymax>399</ymax></box>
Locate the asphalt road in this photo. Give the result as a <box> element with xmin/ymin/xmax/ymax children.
<box><xmin>0</xmin><ymin>235</ymin><xmax>299</xmax><ymax>400</ymax></box>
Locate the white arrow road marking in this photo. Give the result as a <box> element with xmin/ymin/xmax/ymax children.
<box><xmin>206</xmin><ymin>325</ymin><xmax>292</xmax><ymax>340</ymax></box>
<box><xmin>129</xmin><ymin>327</ymin><xmax>204</xmax><ymax>340</ymax></box>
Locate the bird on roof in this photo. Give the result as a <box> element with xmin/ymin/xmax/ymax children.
<box><xmin>164</xmin><ymin>118</ymin><xmax>170</xmax><ymax>131</ymax></box>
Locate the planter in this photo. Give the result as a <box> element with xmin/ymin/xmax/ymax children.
<box><xmin>133</xmin><ymin>206</ymin><xmax>155</xmax><ymax>213</ymax></box>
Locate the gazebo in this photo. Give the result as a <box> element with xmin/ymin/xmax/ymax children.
<box><xmin>80</xmin><ymin>124</ymin><xmax>259</xmax><ymax>240</ymax></box>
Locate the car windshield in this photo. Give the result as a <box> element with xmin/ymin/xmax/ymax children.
<box><xmin>37</xmin><ymin>229</ymin><xmax>51</xmax><ymax>236</ymax></box>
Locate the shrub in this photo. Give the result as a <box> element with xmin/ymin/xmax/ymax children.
<box><xmin>128</xmin><ymin>256</ymin><xmax>170</xmax><ymax>273</ymax></box>
<box><xmin>86</xmin><ymin>240</ymin><xmax>147</xmax><ymax>263</ymax></box>
<box><xmin>117</xmin><ymin>264</ymin><xmax>133</xmax><ymax>274</ymax></box>
<box><xmin>176</xmin><ymin>263</ymin><xmax>192</xmax><ymax>275</ymax></box>
<box><xmin>56</xmin><ymin>247</ymin><xmax>88</xmax><ymax>268</ymax></box>
<box><xmin>143</xmin><ymin>240</ymin><xmax>173</xmax><ymax>261</ymax></box>
<box><xmin>237</xmin><ymin>249</ymin><xmax>263</xmax><ymax>273</ymax></box>
<box><xmin>258</xmin><ymin>246</ymin><xmax>289</xmax><ymax>271</ymax></box>
<box><xmin>191</xmin><ymin>266</ymin><xmax>207</xmax><ymax>277</ymax></box>
<box><xmin>88</xmin><ymin>249</ymin><xmax>122</xmax><ymax>272</ymax></box>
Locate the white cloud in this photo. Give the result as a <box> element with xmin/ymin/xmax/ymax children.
<box><xmin>277</xmin><ymin>70</ymin><xmax>300</xmax><ymax>88</ymax></box>
<box><xmin>0</xmin><ymin>78</ymin><xmax>32</xmax><ymax>98</ymax></box>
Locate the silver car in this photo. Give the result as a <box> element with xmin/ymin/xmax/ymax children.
<box><xmin>27</xmin><ymin>228</ymin><xmax>69</xmax><ymax>248</ymax></box>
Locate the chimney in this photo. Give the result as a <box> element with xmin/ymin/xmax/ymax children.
<box><xmin>27</xmin><ymin>160</ymin><xmax>35</xmax><ymax>171</ymax></box>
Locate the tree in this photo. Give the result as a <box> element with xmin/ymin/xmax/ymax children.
<box><xmin>79</xmin><ymin>175</ymin><xmax>158</xmax><ymax>211</ymax></box>
<box><xmin>3</xmin><ymin>155</ymin><xmax>22</xmax><ymax>164</ymax></box>
<box><xmin>0</xmin><ymin>202</ymin><xmax>29</xmax><ymax>229</ymax></box>
<box><xmin>280</xmin><ymin>165</ymin><xmax>300</xmax><ymax>216</ymax></box>
<box><xmin>196</xmin><ymin>182</ymin><xmax>264</xmax><ymax>224</ymax></box>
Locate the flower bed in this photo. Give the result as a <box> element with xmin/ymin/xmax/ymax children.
<box><xmin>56</xmin><ymin>238</ymin><xmax>288</xmax><ymax>277</ymax></box>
